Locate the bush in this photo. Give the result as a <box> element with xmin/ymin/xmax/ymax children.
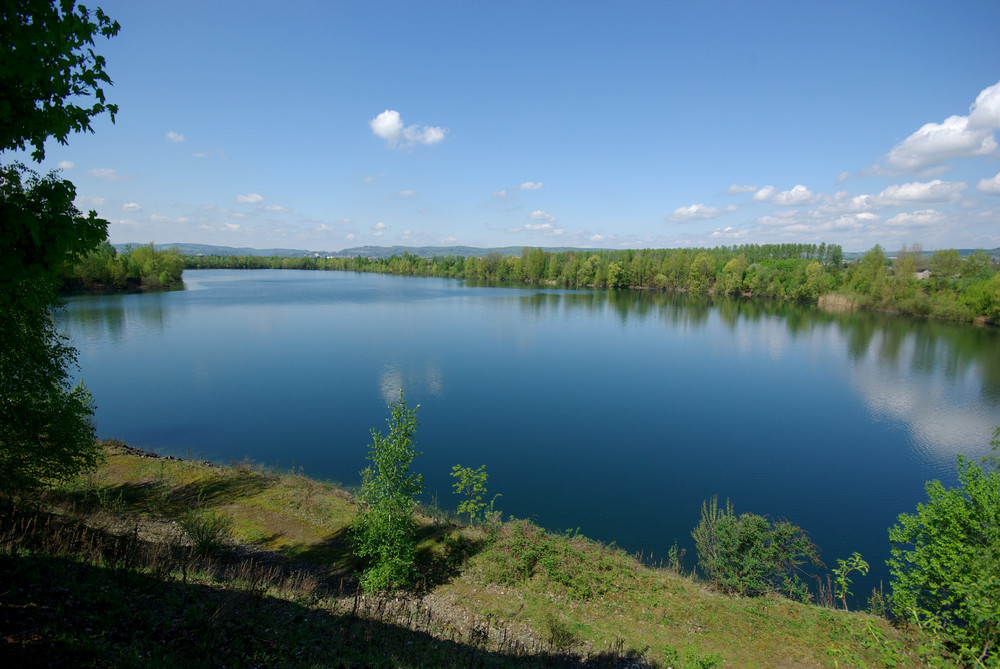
<box><xmin>180</xmin><ymin>508</ymin><xmax>234</xmax><ymax>557</ymax></box>
<box><xmin>692</xmin><ymin>496</ymin><xmax>822</xmax><ymax>601</ymax></box>
<box><xmin>888</xmin><ymin>455</ymin><xmax>999</xmax><ymax>666</ymax></box>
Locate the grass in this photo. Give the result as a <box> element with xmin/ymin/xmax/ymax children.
<box><xmin>0</xmin><ymin>440</ymin><xmax>946</xmax><ymax>667</ymax></box>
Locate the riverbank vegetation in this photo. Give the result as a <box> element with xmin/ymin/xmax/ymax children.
<box><xmin>60</xmin><ymin>241</ymin><xmax>184</xmax><ymax>291</ymax></box>
<box><xmin>183</xmin><ymin>242</ymin><xmax>1000</xmax><ymax>324</ymax></box>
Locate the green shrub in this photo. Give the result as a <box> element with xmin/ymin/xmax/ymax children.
<box><xmin>888</xmin><ymin>455</ymin><xmax>999</xmax><ymax>666</ymax></box>
<box><xmin>692</xmin><ymin>496</ymin><xmax>821</xmax><ymax>601</ymax></box>
<box><xmin>180</xmin><ymin>508</ymin><xmax>234</xmax><ymax>557</ymax></box>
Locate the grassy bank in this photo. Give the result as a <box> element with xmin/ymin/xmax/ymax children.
<box><xmin>1</xmin><ymin>441</ymin><xmax>934</xmax><ymax>667</ymax></box>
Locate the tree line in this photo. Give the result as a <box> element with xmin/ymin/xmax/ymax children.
<box><xmin>61</xmin><ymin>241</ymin><xmax>184</xmax><ymax>290</ymax></box>
<box><xmin>183</xmin><ymin>242</ymin><xmax>1000</xmax><ymax>323</ymax></box>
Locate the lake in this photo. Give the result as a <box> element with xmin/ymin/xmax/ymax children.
<box><xmin>57</xmin><ymin>269</ymin><xmax>1000</xmax><ymax>601</ymax></box>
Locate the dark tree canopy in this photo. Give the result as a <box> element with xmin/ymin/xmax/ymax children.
<box><xmin>1</xmin><ymin>0</ymin><xmax>120</xmax><ymax>161</ymax></box>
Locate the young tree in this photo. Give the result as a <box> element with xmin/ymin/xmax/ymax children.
<box><xmin>1</xmin><ymin>1</ymin><xmax>119</xmax><ymax>495</ymax></box>
<box><xmin>351</xmin><ymin>392</ymin><xmax>424</xmax><ymax>591</ymax></box>
<box><xmin>451</xmin><ymin>464</ymin><xmax>489</xmax><ymax>524</ymax></box>
<box><xmin>888</xmin><ymin>455</ymin><xmax>1000</xmax><ymax>665</ymax></box>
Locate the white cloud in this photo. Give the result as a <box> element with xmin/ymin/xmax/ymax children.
<box><xmin>122</xmin><ymin>202</ymin><xmax>142</xmax><ymax>212</ymax></box>
<box><xmin>752</xmin><ymin>185</ymin><xmax>776</xmax><ymax>202</ymax></box>
<box><xmin>977</xmin><ymin>171</ymin><xmax>1000</xmax><ymax>195</ymax></box>
<box><xmin>771</xmin><ymin>185</ymin><xmax>817</xmax><ymax>207</ymax></box>
<box><xmin>166</xmin><ymin>131</ymin><xmax>186</xmax><ymax>143</ymax></box>
<box><xmin>224</xmin><ymin>222</ymin><xmax>241</xmax><ymax>231</ymax></box>
<box><xmin>877</xmin><ymin>179</ymin><xmax>966</xmax><ymax>206</ymax></box>
<box><xmin>259</xmin><ymin>205</ymin><xmax>289</xmax><ymax>212</ymax></box>
<box><xmin>398</xmin><ymin>189</ymin><xmax>416</xmax><ymax>199</ymax></box>
<box><xmin>883</xmin><ymin>79</ymin><xmax>1000</xmax><ymax>172</ymax></box>
<box><xmin>528</xmin><ymin>210</ymin><xmax>556</xmax><ymax>222</ymax></box>
<box><xmin>885</xmin><ymin>209</ymin><xmax>945</xmax><ymax>228</ymax></box>
<box><xmin>668</xmin><ymin>203</ymin><xmax>725</xmax><ymax>222</ymax></box>
<box><xmin>369</xmin><ymin>109</ymin><xmax>446</xmax><ymax>148</ymax></box>
<box><xmin>520</xmin><ymin>181</ymin><xmax>543</xmax><ymax>190</ymax></box>
<box><xmin>150</xmin><ymin>214</ymin><xmax>172</xmax><ymax>222</ymax></box>
<box><xmin>441</xmin><ymin>236</ymin><xmax>458</xmax><ymax>243</ymax></box>
<box><xmin>57</xmin><ymin>160</ymin><xmax>75</xmax><ymax>170</ymax></box>
<box><xmin>75</xmin><ymin>195</ymin><xmax>105</xmax><ymax>208</ymax></box>
<box><xmin>87</xmin><ymin>167</ymin><xmax>123</xmax><ymax>181</ymax></box>
<box><xmin>968</xmin><ymin>80</ymin><xmax>1000</xmax><ymax>129</ymax></box>
<box><xmin>364</xmin><ymin>173</ymin><xmax>384</xmax><ymax>183</ymax></box>
<box><xmin>492</xmin><ymin>189</ymin><xmax>512</xmax><ymax>199</ymax></box>
<box><xmin>726</xmin><ymin>183</ymin><xmax>757</xmax><ymax>194</ymax></box>
<box><xmin>237</xmin><ymin>193</ymin><xmax>264</xmax><ymax>204</ymax></box>
<box><xmin>372</xmin><ymin>221</ymin><xmax>388</xmax><ymax>237</ymax></box>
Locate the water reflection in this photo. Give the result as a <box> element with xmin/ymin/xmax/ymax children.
<box><xmin>511</xmin><ymin>287</ymin><xmax>999</xmax><ymax>463</ymax></box>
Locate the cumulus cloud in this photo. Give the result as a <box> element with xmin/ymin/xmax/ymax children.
<box><xmin>528</xmin><ymin>210</ymin><xmax>556</xmax><ymax>222</ymax></box>
<box><xmin>883</xmin><ymin>79</ymin><xmax>1000</xmax><ymax>172</ymax></box>
<box><xmin>968</xmin><ymin>80</ymin><xmax>1000</xmax><ymax>129</ymax></box>
<box><xmin>166</xmin><ymin>131</ymin><xmax>186</xmax><ymax>143</ymax></box>
<box><xmin>397</xmin><ymin>189</ymin><xmax>416</xmax><ymax>199</ymax></box>
<box><xmin>752</xmin><ymin>185</ymin><xmax>776</xmax><ymax>202</ymax></box>
<box><xmin>977</xmin><ymin>171</ymin><xmax>1000</xmax><ymax>195</ymax></box>
<box><xmin>372</xmin><ymin>221</ymin><xmax>388</xmax><ymax>237</ymax></box>
<box><xmin>877</xmin><ymin>179</ymin><xmax>966</xmax><ymax>206</ymax></box>
<box><xmin>668</xmin><ymin>203</ymin><xmax>725</xmax><ymax>222</ymax></box>
<box><xmin>885</xmin><ymin>209</ymin><xmax>945</xmax><ymax>228</ymax></box>
<box><xmin>771</xmin><ymin>185</ymin><xmax>817</xmax><ymax>206</ymax></box>
<box><xmin>237</xmin><ymin>193</ymin><xmax>264</xmax><ymax>203</ymax></box>
<box><xmin>726</xmin><ymin>183</ymin><xmax>757</xmax><ymax>194</ymax></box>
<box><xmin>369</xmin><ymin>109</ymin><xmax>446</xmax><ymax>148</ymax></box>
<box><xmin>520</xmin><ymin>181</ymin><xmax>543</xmax><ymax>190</ymax></box>
<box><xmin>122</xmin><ymin>202</ymin><xmax>142</xmax><ymax>212</ymax></box>
<box><xmin>492</xmin><ymin>189</ymin><xmax>513</xmax><ymax>199</ymax></box>
<box><xmin>57</xmin><ymin>160</ymin><xmax>75</xmax><ymax>170</ymax></box>
<box><xmin>259</xmin><ymin>205</ymin><xmax>289</xmax><ymax>212</ymax></box>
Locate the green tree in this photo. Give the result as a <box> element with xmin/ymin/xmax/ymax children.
<box><xmin>351</xmin><ymin>392</ymin><xmax>424</xmax><ymax>591</ymax></box>
<box><xmin>888</xmin><ymin>456</ymin><xmax>1000</xmax><ymax>665</ymax></box>
<box><xmin>1</xmin><ymin>1</ymin><xmax>119</xmax><ymax>494</ymax></box>
<box><xmin>451</xmin><ymin>464</ymin><xmax>489</xmax><ymax>524</ymax></box>
<box><xmin>1</xmin><ymin>0</ymin><xmax>120</xmax><ymax>161</ymax></box>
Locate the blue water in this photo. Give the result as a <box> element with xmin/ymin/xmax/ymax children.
<box><xmin>58</xmin><ymin>269</ymin><xmax>1000</xmax><ymax>602</ymax></box>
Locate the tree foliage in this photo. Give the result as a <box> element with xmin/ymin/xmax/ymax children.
<box><xmin>692</xmin><ymin>496</ymin><xmax>822</xmax><ymax>601</ymax></box>
<box><xmin>1</xmin><ymin>0</ymin><xmax>119</xmax><ymax>494</ymax></box>
<box><xmin>451</xmin><ymin>463</ymin><xmax>489</xmax><ymax>524</ymax></box>
<box><xmin>1</xmin><ymin>0</ymin><xmax>120</xmax><ymax>161</ymax></box>
<box><xmin>888</xmin><ymin>456</ymin><xmax>1000</xmax><ymax>666</ymax></box>
<box><xmin>350</xmin><ymin>392</ymin><xmax>424</xmax><ymax>591</ymax></box>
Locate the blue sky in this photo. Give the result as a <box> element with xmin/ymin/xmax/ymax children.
<box><xmin>27</xmin><ymin>0</ymin><xmax>1000</xmax><ymax>252</ymax></box>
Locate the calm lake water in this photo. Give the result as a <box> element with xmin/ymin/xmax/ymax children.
<box><xmin>58</xmin><ymin>269</ymin><xmax>1000</xmax><ymax>599</ymax></box>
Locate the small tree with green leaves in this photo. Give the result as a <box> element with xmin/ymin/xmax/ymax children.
<box><xmin>350</xmin><ymin>392</ymin><xmax>424</xmax><ymax>591</ymax></box>
<box><xmin>888</xmin><ymin>455</ymin><xmax>999</xmax><ymax>666</ymax></box>
<box><xmin>451</xmin><ymin>464</ymin><xmax>490</xmax><ymax>524</ymax></box>
<box><xmin>832</xmin><ymin>552</ymin><xmax>869</xmax><ymax>611</ymax></box>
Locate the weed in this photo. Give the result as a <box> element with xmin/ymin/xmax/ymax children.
<box><xmin>542</xmin><ymin>610</ymin><xmax>577</xmax><ymax>650</ymax></box>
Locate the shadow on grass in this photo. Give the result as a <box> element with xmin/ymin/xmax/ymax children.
<box><xmin>0</xmin><ymin>535</ymin><xmax>648</xmax><ymax>668</ymax></box>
